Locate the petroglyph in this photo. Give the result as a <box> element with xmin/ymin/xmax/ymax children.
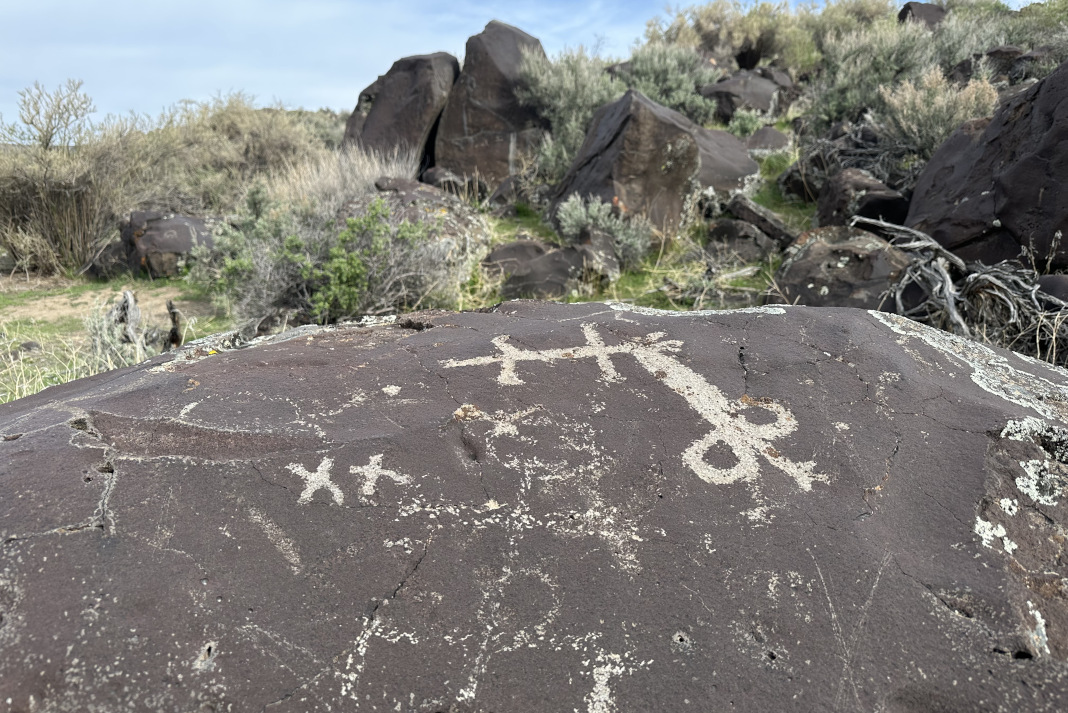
<box><xmin>247</xmin><ymin>507</ymin><xmax>303</xmax><ymax>574</ymax></box>
<box><xmin>350</xmin><ymin>454</ymin><xmax>411</xmax><ymax>502</ymax></box>
<box><xmin>443</xmin><ymin>324</ymin><xmax>826</xmax><ymax>494</ymax></box>
<box><xmin>286</xmin><ymin>457</ymin><xmax>343</xmax><ymax>506</ymax></box>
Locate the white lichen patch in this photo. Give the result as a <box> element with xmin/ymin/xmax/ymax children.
<box><xmin>1027</xmin><ymin>601</ymin><xmax>1052</xmax><ymax>657</ymax></box>
<box><xmin>974</xmin><ymin>516</ymin><xmax>1018</xmax><ymax>555</ymax></box>
<box><xmin>870</xmin><ymin>311</ymin><xmax>1068</xmax><ymax>421</ymax></box>
<box><xmin>607</xmin><ymin>301</ymin><xmax>787</xmax><ymax>317</ymax></box>
<box><xmin>833</xmin><ymin>422</ymin><xmax>850</xmax><ymax>432</ymax></box>
<box><xmin>1016</xmin><ymin>460</ymin><xmax>1063</xmax><ymax>507</ymax></box>
<box><xmin>1000</xmin><ymin>498</ymin><xmax>1019</xmax><ymax>516</ymax></box>
<box><xmin>381</xmin><ymin>385</ymin><xmax>402</xmax><ymax>397</ymax></box>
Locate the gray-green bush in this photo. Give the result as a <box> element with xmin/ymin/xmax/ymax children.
<box><xmin>517</xmin><ymin>47</ymin><xmax>624</xmax><ymax>187</ymax></box>
<box><xmin>556</xmin><ymin>193</ymin><xmax>654</xmax><ymax>271</ymax></box>
<box><xmin>613</xmin><ymin>43</ymin><xmax>723</xmax><ymax>125</ymax></box>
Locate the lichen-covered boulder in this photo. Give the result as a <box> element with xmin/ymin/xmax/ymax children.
<box><xmin>4</xmin><ymin>301</ymin><xmax>1068</xmax><ymax>711</ymax></box>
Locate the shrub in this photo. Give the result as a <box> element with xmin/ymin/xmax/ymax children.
<box><xmin>727</xmin><ymin>107</ymin><xmax>765</xmax><ymax>138</ymax></box>
<box><xmin>614</xmin><ymin>43</ymin><xmax>722</xmax><ymax>125</ymax></box>
<box><xmin>556</xmin><ymin>193</ymin><xmax>654</xmax><ymax>271</ymax></box>
<box><xmin>516</xmin><ymin>46</ymin><xmax>624</xmax><ymax>186</ymax></box>
<box><xmin>193</xmin><ymin>148</ymin><xmax>488</xmax><ymax>324</ymax></box>
<box><xmin>0</xmin><ymin>83</ymin><xmax>337</xmax><ymax>273</ymax></box>
<box><xmin>878</xmin><ymin>66</ymin><xmax>998</xmax><ymax>160</ymax></box>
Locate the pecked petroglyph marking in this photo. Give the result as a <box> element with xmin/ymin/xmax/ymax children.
<box><xmin>442</xmin><ymin>324</ymin><xmax>826</xmax><ymax>492</ymax></box>
<box><xmin>286</xmin><ymin>457</ymin><xmax>343</xmax><ymax>505</ymax></box>
<box><xmin>247</xmin><ymin>507</ymin><xmax>303</xmax><ymax>573</ymax></box>
<box><xmin>350</xmin><ymin>454</ymin><xmax>411</xmax><ymax>501</ymax></box>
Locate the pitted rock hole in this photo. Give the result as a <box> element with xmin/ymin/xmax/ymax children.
<box><xmin>671</xmin><ymin>630</ymin><xmax>694</xmax><ymax>653</ymax></box>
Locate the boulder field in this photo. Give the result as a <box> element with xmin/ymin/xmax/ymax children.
<box><xmin>3</xmin><ymin>301</ymin><xmax>1068</xmax><ymax>710</ymax></box>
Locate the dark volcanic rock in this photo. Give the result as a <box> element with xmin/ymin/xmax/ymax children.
<box><xmin>4</xmin><ymin>301</ymin><xmax>1068</xmax><ymax>710</ymax></box>
<box><xmin>727</xmin><ymin>193</ymin><xmax>799</xmax><ymax>248</ymax></box>
<box><xmin>771</xmin><ymin>226</ymin><xmax>911</xmax><ymax>309</ymax></box>
<box><xmin>700</xmin><ymin>70</ymin><xmax>780</xmax><ymax>123</ymax></box>
<box><xmin>353</xmin><ymin>53</ymin><xmax>460</xmax><ymax>161</ymax></box>
<box><xmin>552</xmin><ymin>90</ymin><xmax>758</xmax><ymax>231</ymax></box>
<box><xmin>706</xmin><ymin>219</ymin><xmax>776</xmax><ymax>263</ymax></box>
<box><xmin>746</xmin><ymin>126</ymin><xmax>790</xmax><ymax>152</ymax></box>
<box><xmin>483</xmin><ymin>233</ymin><xmax>619</xmax><ymax>299</ymax></box>
<box><xmin>120</xmin><ymin>211</ymin><xmax>214</xmax><ymax>278</ymax></box>
<box><xmin>817</xmin><ymin>168</ymin><xmax>910</xmax><ymax>227</ymax></box>
<box><xmin>898</xmin><ymin>2</ymin><xmax>946</xmax><ymax>27</ymax></box>
<box><xmin>434</xmin><ymin>21</ymin><xmax>547</xmax><ymax>186</ymax></box>
<box><xmin>342</xmin><ymin>76</ymin><xmax>383</xmax><ymax>146</ymax></box>
<box><xmin>906</xmin><ymin>60</ymin><xmax>1068</xmax><ymax>270</ymax></box>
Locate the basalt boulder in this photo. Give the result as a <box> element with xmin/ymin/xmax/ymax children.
<box><xmin>817</xmin><ymin>168</ymin><xmax>910</xmax><ymax>228</ymax></box>
<box><xmin>700</xmin><ymin>70</ymin><xmax>780</xmax><ymax>123</ymax></box>
<box><xmin>770</xmin><ymin>225</ymin><xmax>911</xmax><ymax>309</ymax></box>
<box><xmin>706</xmin><ymin>218</ymin><xmax>776</xmax><ymax>263</ymax></box>
<box><xmin>4</xmin><ymin>301</ymin><xmax>1068</xmax><ymax>710</ymax></box>
<box><xmin>342</xmin><ymin>77</ymin><xmax>383</xmax><ymax>145</ymax></box>
<box><xmin>349</xmin><ymin>53</ymin><xmax>460</xmax><ymax>163</ymax></box>
<box><xmin>905</xmin><ymin>60</ymin><xmax>1068</xmax><ymax>270</ymax></box>
<box><xmin>551</xmin><ymin>90</ymin><xmax>758</xmax><ymax>232</ymax></box>
<box><xmin>434</xmin><ymin>21</ymin><xmax>547</xmax><ymax>186</ymax></box>
<box><xmin>898</xmin><ymin>2</ymin><xmax>946</xmax><ymax>28</ymax></box>
<box><xmin>120</xmin><ymin>211</ymin><xmax>215</xmax><ymax>278</ymax></box>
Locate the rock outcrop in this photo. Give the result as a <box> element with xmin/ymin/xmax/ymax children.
<box><xmin>771</xmin><ymin>226</ymin><xmax>911</xmax><ymax>309</ymax></box>
<box><xmin>120</xmin><ymin>211</ymin><xmax>215</xmax><ymax>278</ymax></box>
<box><xmin>4</xmin><ymin>301</ymin><xmax>1068</xmax><ymax>710</ymax></box>
<box><xmin>551</xmin><ymin>90</ymin><xmax>758</xmax><ymax>232</ymax></box>
<box><xmin>433</xmin><ymin>21</ymin><xmax>547</xmax><ymax>186</ymax></box>
<box><xmin>700</xmin><ymin>70</ymin><xmax>780</xmax><ymax>123</ymax></box>
<box><xmin>906</xmin><ymin>59</ymin><xmax>1068</xmax><ymax>269</ymax></box>
<box><xmin>350</xmin><ymin>53</ymin><xmax>460</xmax><ymax>162</ymax></box>
<box><xmin>817</xmin><ymin>168</ymin><xmax>910</xmax><ymax>228</ymax></box>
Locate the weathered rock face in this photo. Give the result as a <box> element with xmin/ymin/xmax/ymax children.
<box><xmin>342</xmin><ymin>77</ymin><xmax>383</xmax><ymax>146</ymax></box>
<box><xmin>906</xmin><ymin>60</ymin><xmax>1068</xmax><ymax>269</ymax></box>
<box><xmin>552</xmin><ymin>90</ymin><xmax>758</xmax><ymax>231</ymax></box>
<box><xmin>706</xmin><ymin>218</ymin><xmax>776</xmax><ymax>263</ymax></box>
<box><xmin>898</xmin><ymin>1</ymin><xmax>946</xmax><ymax>28</ymax></box>
<box><xmin>700</xmin><ymin>70</ymin><xmax>780</xmax><ymax>123</ymax></box>
<box><xmin>817</xmin><ymin>168</ymin><xmax>910</xmax><ymax>228</ymax></box>
<box><xmin>483</xmin><ymin>232</ymin><xmax>619</xmax><ymax>299</ymax></box>
<box><xmin>353</xmin><ymin>53</ymin><xmax>460</xmax><ymax>162</ymax></box>
<box><xmin>120</xmin><ymin>211</ymin><xmax>214</xmax><ymax>278</ymax></box>
<box><xmin>746</xmin><ymin>126</ymin><xmax>790</xmax><ymax>152</ymax></box>
<box><xmin>771</xmin><ymin>226</ymin><xmax>911</xmax><ymax>309</ymax></box>
<box><xmin>433</xmin><ymin>21</ymin><xmax>547</xmax><ymax>186</ymax></box>
<box><xmin>4</xmin><ymin>301</ymin><xmax>1068</xmax><ymax>711</ymax></box>
<box><xmin>727</xmin><ymin>193</ymin><xmax>799</xmax><ymax>248</ymax></box>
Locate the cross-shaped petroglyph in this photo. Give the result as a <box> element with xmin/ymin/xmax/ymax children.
<box><xmin>442</xmin><ymin>324</ymin><xmax>827</xmax><ymax>492</ymax></box>
<box><xmin>286</xmin><ymin>456</ymin><xmax>344</xmax><ymax>505</ymax></box>
<box><xmin>350</xmin><ymin>454</ymin><xmax>411</xmax><ymax>502</ymax></box>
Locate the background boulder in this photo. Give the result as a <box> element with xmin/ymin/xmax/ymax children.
<box><xmin>906</xmin><ymin>60</ymin><xmax>1068</xmax><ymax>270</ymax></box>
<box><xmin>120</xmin><ymin>211</ymin><xmax>214</xmax><ymax>278</ymax></box>
<box><xmin>433</xmin><ymin>21</ymin><xmax>547</xmax><ymax>186</ymax></box>
<box><xmin>350</xmin><ymin>53</ymin><xmax>460</xmax><ymax>165</ymax></box>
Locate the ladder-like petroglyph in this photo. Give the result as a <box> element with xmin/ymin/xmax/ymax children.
<box><xmin>442</xmin><ymin>324</ymin><xmax>827</xmax><ymax>492</ymax></box>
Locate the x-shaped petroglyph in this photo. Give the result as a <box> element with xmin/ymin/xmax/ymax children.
<box><xmin>287</xmin><ymin>457</ymin><xmax>344</xmax><ymax>505</ymax></box>
<box><xmin>286</xmin><ymin>454</ymin><xmax>412</xmax><ymax>506</ymax></box>
<box><xmin>350</xmin><ymin>454</ymin><xmax>411</xmax><ymax>502</ymax></box>
<box><xmin>442</xmin><ymin>324</ymin><xmax>826</xmax><ymax>491</ymax></box>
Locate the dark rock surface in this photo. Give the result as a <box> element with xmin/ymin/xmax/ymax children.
<box><xmin>771</xmin><ymin>226</ymin><xmax>911</xmax><ymax>309</ymax></box>
<box><xmin>343</xmin><ymin>77</ymin><xmax>383</xmax><ymax>146</ymax></box>
<box><xmin>817</xmin><ymin>168</ymin><xmax>910</xmax><ymax>228</ymax></box>
<box><xmin>746</xmin><ymin>126</ymin><xmax>790</xmax><ymax>152</ymax></box>
<box><xmin>700</xmin><ymin>70</ymin><xmax>780</xmax><ymax>123</ymax></box>
<box><xmin>419</xmin><ymin>166</ymin><xmax>487</xmax><ymax>200</ymax></box>
<box><xmin>552</xmin><ymin>90</ymin><xmax>757</xmax><ymax>231</ymax></box>
<box><xmin>433</xmin><ymin>21</ymin><xmax>547</xmax><ymax>186</ymax></box>
<box><xmin>727</xmin><ymin>193</ymin><xmax>799</xmax><ymax>248</ymax></box>
<box><xmin>353</xmin><ymin>53</ymin><xmax>460</xmax><ymax>161</ymax></box>
<box><xmin>706</xmin><ymin>219</ymin><xmax>776</xmax><ymax>263</ymax></box>
<box><xmin>4</xmin><ymin>300</ymin><xmax>1068</xmax><ymax>710</ymax></box>
<box><xmin>906</xmin><ymin>60</ymin><xmax>1068</xmax><ymax>270</ymax></box>
<box><xmin>483</xmin><ymin>233</ymin><xmax>619</xmax><ymax>299</ymax></box>
<box><xmin>897</xmin><ymin>2</ymin><xmax>946</xmax><ymax>27</ymax></box>
<box><xmin>120</xmin><ymin>211</ymin><xmax>215</xmax><ymax>278</ymax></box>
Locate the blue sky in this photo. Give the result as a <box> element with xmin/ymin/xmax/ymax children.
<box><xmin>0</xmin><ymin>0</ymin><xmax>660</xmax><ymax>123</ymax></box>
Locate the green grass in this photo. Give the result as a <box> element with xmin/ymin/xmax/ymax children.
<box><xmin>751</xmin><ymin>181</ymin><xmax>816</xmax><ymax>234</ymax></box>
<box><xmin>492</xmin><ymin>203</ymin><xmax>560</xmax><ymax>244</ymax></box>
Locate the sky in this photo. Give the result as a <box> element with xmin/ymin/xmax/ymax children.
<box><xmin>0</xmin><ymin>0</ymin><xmax>662</xmax><ymax>124</ymax></box>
